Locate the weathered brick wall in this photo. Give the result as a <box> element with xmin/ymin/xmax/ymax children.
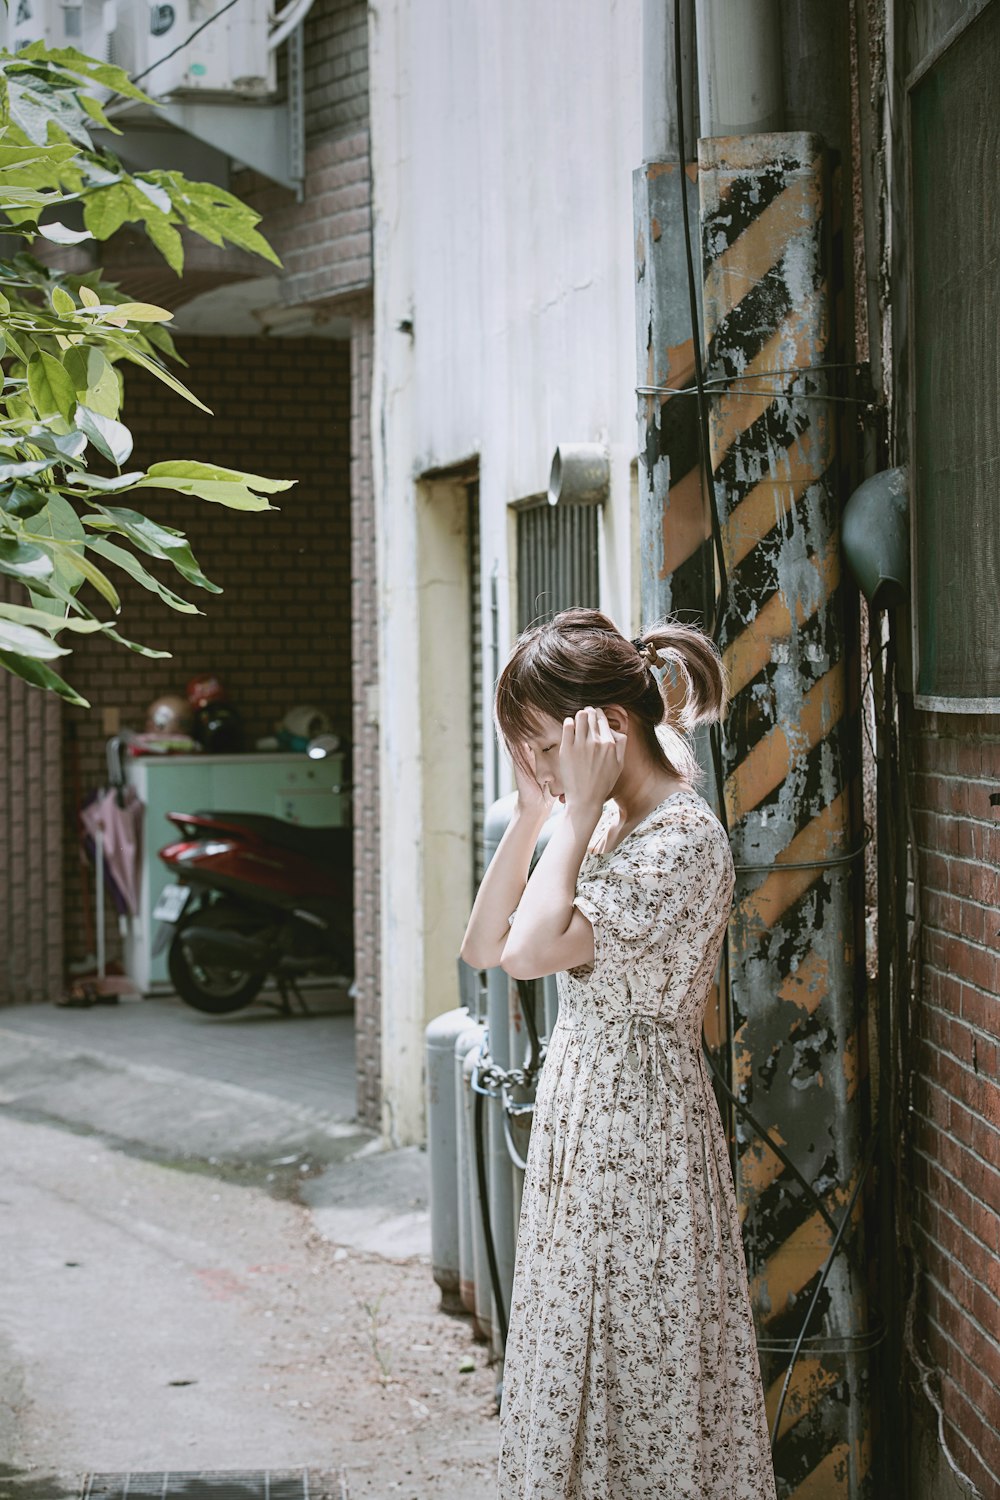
<box><xmin>234</xmin><ymin>0</ymin><xmax>371</xmax><ymax>308</ymax></box>
<box><xmin>303</xmin><ymin>0</ymin><xmax>369</xmax><ymax>139</ymax></box>
<box><xmin>0</xmin><ymin>588</ymin><xmax>64</xmax><ymax>1005</ymax></box>
<box><xmin>910</xmin><ymin>710</ymin><xmax>1000</xmax><ymax>1497</ymax></box>
<box><xmin>61</xmin><ymin>336</ymin><xmax>352</xmax><ymax>972</ymax></box>
<box><xmin>350</xmin><ymin>306</ymin><xmax>380</xmax><ymax>1126</ymax></box>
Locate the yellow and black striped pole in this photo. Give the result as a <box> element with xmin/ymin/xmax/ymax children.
<box><xmin>699</xmin><ymin>134</ymin><xmax>873</xmax><ymax>1496</ymax></box>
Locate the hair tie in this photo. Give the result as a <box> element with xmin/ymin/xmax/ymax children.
<box><xmin>631</xmin><ymin>637</ymin><xmax>665</xmax><ymax>670</ymax></box>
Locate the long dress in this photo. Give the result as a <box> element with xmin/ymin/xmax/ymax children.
<box><xmin>497</xmin><ymin>789</ymin><xmax>777</xmax><ymax>1500</ymax></box>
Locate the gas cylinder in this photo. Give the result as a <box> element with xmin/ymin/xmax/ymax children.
<box><xmin>425</xmin><ymin>1004</ymin><xmax>470</xmax><ymax>1312</ymax></box>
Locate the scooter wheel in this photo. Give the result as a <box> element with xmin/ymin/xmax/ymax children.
<box><xmin>168</xmin><ymin>918</ymin><xmax>266</xmax><ymax>1015</ymax></box>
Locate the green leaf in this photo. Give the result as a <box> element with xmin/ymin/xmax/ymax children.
<box><xmin>82</xmin><ymin>182</ymin><xmax>133</xmax><ymax>240</ymax></box>
<box><xmin>0</xmin><ymin>537</ymin><xmax>55</xmax><ymax>584</ymax></box>
<box><xmin>0</xmin><ymin>459</ymin><xmax>55</xmax><ymax>480</ymax></box>
<box><xmin>1</xmin><ymin>483</ymin><xmax>50</xmax><ymax>519</ymax></box>
<box><xmin>79</xmin><ymin>92</ymin><xmax>120</xmax><ymax>133</ymax></box>
<box><xmin>75</xmin><ymin>404</ymin><xmax>133</xmax><ymax>466</ymax></box>
<box><xmin>107</xmin><ymin>301</ymin><xmax>174</xmax><ymax>324</ymax></box>
<box><xmin>51</xmin><ymin>284</ymin><xmax>76</xmax><ymax>314</ymax></box>
<box><xmin>103</xmin><ymin>625</ymin><xmax>171</xmax><ymax>659</ymax></box>
<box><xmin>53</xmin><ymin>541</ymin><xmax>120</xmax><ymax>610</ymax></box>
<box><xmin>0</xmin><ymin>619</ymin><xmax>70</xmax><ymax>659</ymax></box>
<box><xmin>63</xmin><ymin>346</ymin><xmax>121</xmax><ymax>419</ymax></box>
<box><xmin>24</xmin><ymin>490</ymin><xmax>87</xmax><ymax>594</ymax></box>
<box><xmin>27</xmin><ymin>351</ymin><xmax>77</xmax><ymax>421</ymax></box>
<box><xmin>143</xmin><ymin>460</ymin><xmax>294</xmax><ymax>494</ymax></box>
<box><xmin>87</xmin><ymin>536</ymin><xmax>201</xmax><ymax>615</ymax></box>
<box><xmin>82</xmin><ymin>505</ymin><xmax>221</xmax><ymax>594</ymax></box>
<box><xmin>65</xmin><ymin>469</ymin><xmax>144</xmax><ymax>493</ymax></box>
<box><xmin>0</xmin><ymin>648</ymin><xmax>88</xmax><ymax>706</ymax></box>
<box><xmin>113</xmin><ymin>343</ymin><xmax>212</xmax><ymax>414</ymax></box>
<box><xmin>38</xmin><ymin>222</ymin><xmax>93</xmax><ymax>246</ymax></box>
<box><xmin>0</xmin><ymin>600</ymin><xmax>104</xmax><ymax>635</ymax></box>
<box><xmin>141</xmin><ymin>211</ymin><xmax>184</xmax><ymax>275</ymax></box>
<box><xmin>132</xmin><ymin>177</ymin><xmax>171</xmax><ymax>216</ymax></box>
<box><xmin>134</xmin><ymin>476</ymin><xmax>276</xmax><ymax>512</ymax></box>
<box><xmin>15</xmin><ymin>44</ymin><xmax>154</xmax><ymax>105</ymax></box>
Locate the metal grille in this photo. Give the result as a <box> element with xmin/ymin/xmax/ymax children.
<box><xmin>468</xmin><ymin>479</ymin><xmax>486</xmax><ymax>889</ymax></box>
<box><xmin>82</xmin><ymin>1475</ymin><xmax>308</xmax><ymax>1500</ymax></box>
<box><xmin>515</xmin><ymin>501</ymin><xmax>600</xmax><ymax>633</ymax></box>
<box><xmin>910</xmin><ymin>0</ymin><xmax>1000</xmax><ymax>703</ymax></box>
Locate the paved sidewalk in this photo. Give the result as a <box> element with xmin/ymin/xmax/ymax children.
<box><xmin>0</xmin><ymin>998</ymin><xmax>494</xmax><ymax>1499</ymax></box>
<box><xmin>0</xmin><ymin>990</ymin><xmax>356</xmax><ymax>1119</ymax></box>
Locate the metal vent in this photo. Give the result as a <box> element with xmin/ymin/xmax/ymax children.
<box><xmin>82</xmin><ymin>1475</ymin><xmax>309</xmax><ymax>1500</ymax></box>
<box><xmin>515</xmin><ymin>499</ymin><xmax>600</xmax><ymax>633</ymax></box>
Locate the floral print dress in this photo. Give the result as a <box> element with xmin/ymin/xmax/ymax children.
<box><xmin>497</xmin><ymin>790</ymin><xmax>777</xmax><ymax>1500</ymax></box>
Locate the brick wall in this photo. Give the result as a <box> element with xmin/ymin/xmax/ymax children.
<box><xmin>350</xmin><ymin>305</ymin><xmax>380</xmax><ymax>1127</ymax></box>
<box><xmin>234</xmin><ymin>0</ymin><xmax>371</xmax><ymax>309</ymax></box>
<box><xmin>910</xmin><ymin>710</ymin><xmax>1000</xmax><ymax>1497</ymax></box>
<box><xmin>61</xmin><ymin>335</ymin><xmax>353</xmax><ymax>970</ymax></box>
<box><xmin>0</xmin><ymin>588</ymin><xmax>64</xmax><ymax>1005</ymax></box>
<box><xmin>303</xmin><ymin>0</ymin><xmax>369</xmax><ymax>140</ymax></box>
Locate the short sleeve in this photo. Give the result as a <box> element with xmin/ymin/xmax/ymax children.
<box><xmin>573</xmin><ymin>803</ymin><xmax>732</xmax><ymax>975</ymax></box>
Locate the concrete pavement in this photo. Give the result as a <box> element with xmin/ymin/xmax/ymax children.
<box><xmin>0</xmin><ymin>998</ymin><xmax>498</xmax><ymax>1500</ymax></box>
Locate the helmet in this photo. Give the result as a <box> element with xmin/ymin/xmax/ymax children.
<box><xmin>186</xmin><ymin>673</ymin><xmax>228</xmax><ymax>710</ymax></box>
<box><xmin>277</xmin><ymin>704</ymin><xmax>331</xmax><ymax>751</ymax></box>
<box><xmin>192</xmin><ymin>702</ymin><xmax>243</xmax><ymax>754</ymax></box>
<box><xmin>146</xmin><ymin>693</ymin><xmax>193</xmax><ymax>735</ymax></box>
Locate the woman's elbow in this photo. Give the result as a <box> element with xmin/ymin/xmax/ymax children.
<box><xmin>499</xmin><ymin>944</ymin><xmax>542</xmax><ymax>981</ymax></box>
<box><xmin>460</xmin><ymin>936</ymin><xmax>494</xmax><ymax>971</ymax></box>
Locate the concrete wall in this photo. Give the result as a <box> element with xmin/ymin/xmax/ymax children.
<box><xmin>369</xmin><ymin>0</ymin><xmax>644</xmax><ymax>1142</ymax></box>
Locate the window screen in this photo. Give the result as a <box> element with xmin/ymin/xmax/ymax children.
<box><xmin>910</xmin><ymin>1</ymin><xmax>1000</xmax><ymax>704</ymax></box>
<box><xmin>516</xmin><ymin>501</ymin><xmax>601</xmax><ymax>634</ymax></box>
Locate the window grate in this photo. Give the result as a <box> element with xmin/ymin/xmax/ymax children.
<box><xmin>82</xmin><ymin>1474</ymin><xmax>309</xmax><ymax>1500</ymax></box>
<box><xmin>516</xmin><ymin>501</ymin><xmax>600</xmax><ymax>634</ymax></box>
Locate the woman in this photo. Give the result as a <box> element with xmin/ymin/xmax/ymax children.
<box><xmin>461</xmin><ymin>609</ymin><xmax>776</xmax><ymax>1500</ymax></box>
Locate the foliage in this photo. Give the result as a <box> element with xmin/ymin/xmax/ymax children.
<box><xmin>0</xmin><ymin>43</ymin><xmax>291</xmax><ymax>705</ymax></box>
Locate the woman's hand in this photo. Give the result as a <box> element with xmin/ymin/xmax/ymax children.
<box><xmin>512</xmin><ymin>744</ymin><xmax>553</xmax><ymax>820</ymax></box>
<box><xmin>559</xmin><ymin>707</ymin><xmax>626</xmax><ymax>813</ymax></box>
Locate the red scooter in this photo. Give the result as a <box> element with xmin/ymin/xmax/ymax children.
<box><xmin>154</xmin><ymin>810</ymin><xmax>353</xmax><ymax>1015</ymax></box>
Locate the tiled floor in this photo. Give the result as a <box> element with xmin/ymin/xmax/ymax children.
<box><xmin>0</xmin><ymin>989</ymin><xmax>358</xmax><ymax>1120</ymax></box>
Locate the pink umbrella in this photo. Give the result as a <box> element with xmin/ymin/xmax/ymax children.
<box><xmin>80</xmin><ymin>785</ymin><xmax>143</xmax><ymax>919</ymax></box>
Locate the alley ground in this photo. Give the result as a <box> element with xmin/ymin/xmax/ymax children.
<box><xmin>0</xmin><ymin>995</ymin><xmax>498</xmax><ymax>1500</ymax></box>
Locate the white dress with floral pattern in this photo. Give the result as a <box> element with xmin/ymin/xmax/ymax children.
<box><xmin>497</xmin><ymin>790</ymin><xmax>777</xmax><ymax>1500</ymax></box>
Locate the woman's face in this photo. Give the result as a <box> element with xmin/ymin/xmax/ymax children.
<box><xmin>521</xmin><ymin>713</ymin><xmax>567</xmax><ymax>801</ymax></box>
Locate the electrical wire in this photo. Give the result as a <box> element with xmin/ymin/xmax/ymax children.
<box><xmin>474</xmin><ymin>1071</ymin><xmax>509</xmax><ymax>1348</ymax></box>
<box><xmin>130</xmin><ymin>0</ymin><xmax>243</xmax><ymax>86</ymax></box>
<box><xmin>733</xmin><ymin>823</ymin><xmax>872</xmax><ymax>874</ymax></box>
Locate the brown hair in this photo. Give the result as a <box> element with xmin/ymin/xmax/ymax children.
<box><xmin>494</xmin><ymin>608</ymin><xmax>727</xmax><ymax>783</ymax></box>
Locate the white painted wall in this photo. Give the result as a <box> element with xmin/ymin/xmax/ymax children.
<box><xmin>370</xmin><ymin>0</ymin><xmax>644</xmax><ymax>1144</ymax></box>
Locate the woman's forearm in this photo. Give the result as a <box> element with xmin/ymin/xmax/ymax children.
<box><xmin>460</xmin><ymin>805</ymin><xmax>549</xmax><ymax>970</ymax></box>
<box><xmin>502</xmin><ymin>801</ymin><xmax>602</xmax><ymax>975</ymax></box>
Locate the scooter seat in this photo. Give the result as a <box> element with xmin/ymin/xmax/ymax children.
<box><xmin>198</xmin><ymin>812</ymin><xmax>350</xmax><ymax>866</ymax></box>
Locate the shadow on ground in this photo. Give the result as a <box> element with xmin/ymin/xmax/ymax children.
<box><xmin>0</xmin><ymin>1465</ymin><xmax>79</xmax><ymax>1499</ymax></box>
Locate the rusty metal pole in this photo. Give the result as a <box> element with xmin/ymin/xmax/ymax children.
<box><xmin>699</xmin><ymin>131</ymin><xmax>874</xmax><ymax>1496</ymax></box>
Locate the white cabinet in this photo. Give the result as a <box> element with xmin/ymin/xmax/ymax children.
<box><xmin>123</xmin><ymin>752</ymin><xmax>347</xmax><ymax>994</ymax></box>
